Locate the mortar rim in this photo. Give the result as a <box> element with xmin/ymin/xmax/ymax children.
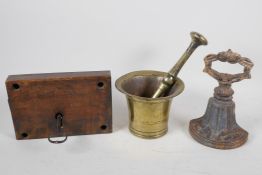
<box><xmin>115</xmin><ymin>70</ymin><xmax>185</xmax><ymax>102</ymax></box>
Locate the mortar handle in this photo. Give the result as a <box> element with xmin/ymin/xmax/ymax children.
<box><xmin>203</xmin><ymin>49</ymin><xmax>254</xmax><ymax>84</ymax></box>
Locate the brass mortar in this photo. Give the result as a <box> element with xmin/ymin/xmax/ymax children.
<box><xmin>115</xmin><ymin>70</ymin><xmax>184</xmax><ymax>139</ymax></box>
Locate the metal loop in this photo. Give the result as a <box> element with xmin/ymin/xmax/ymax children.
<box><xmin>203</xmin><ymin>49</ymin><xmax>254</xmax><ymax>84</ymax></box>
<box><xmin>48</xmin><ymin>113</ymin><xmax>68</xmax><ymax>144</ymax></box>
<box><xmin>48</xmin><ymin>136</ymin><xmax>68</xmax><ymax>144</ymax></box>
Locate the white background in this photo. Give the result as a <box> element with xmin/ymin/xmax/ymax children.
<box><xmin>0</xmin><ymin>0</ymin><xmax>261</xmax><ymax>175</ymax></box>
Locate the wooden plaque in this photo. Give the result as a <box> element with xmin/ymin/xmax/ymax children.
<box><xmin>6</xmin><ymin>71</ymin><xmax>112</xmax><ymax>140</ymax></box>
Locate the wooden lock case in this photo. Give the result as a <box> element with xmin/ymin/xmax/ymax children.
<box><xmin>6</xmin><ymin>71</ymin><xmax>112</xmax><ymax>141</ymax></box>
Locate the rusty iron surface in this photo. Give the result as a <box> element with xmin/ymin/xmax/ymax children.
<box><xmin>189</xmin><ymin>50</ymin><xmax>254</xmax><ymax>149</ymax></box>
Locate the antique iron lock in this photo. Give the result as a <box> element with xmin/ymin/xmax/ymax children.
<box><xmin>6</xmin><ymin>71</ymin><xmax>112</xmax><ymax>143</ymax></box>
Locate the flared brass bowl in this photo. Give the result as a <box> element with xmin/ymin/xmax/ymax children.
<box><xmin>115</xmin><ymin>70</ymin><xmax>184</xmax><ymax>139</ymax></box>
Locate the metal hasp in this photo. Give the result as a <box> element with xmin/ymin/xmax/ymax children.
<box><xmin>152</xmin><ymin>32</ymin><xmax>208</xmax><ymax>98</ymax></box>
<box><xmin>189</xmin><ymin>50</ymin><xmax>254</xmax><ymax>149</ymax></box>
<box><xmin>48</xmin><ymin>113</ymin><xmax>68</xmax><ymax>144</ymax></box>
<box><xmin>6</xmin><ymin>71</ymin><xmax>112</xmax><ymax>142</ymax></box>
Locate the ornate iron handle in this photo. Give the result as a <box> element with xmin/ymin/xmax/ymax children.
<box><xmin>203</xmin><ymin>49</ymin><xmax>254</xmax><ymax>84</ymax></box>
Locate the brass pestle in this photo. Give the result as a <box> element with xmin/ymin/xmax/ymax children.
<box><xmin>152</xmin><ymin>32</ymin><xmax>208</xmax><ymax>98</ymax></box>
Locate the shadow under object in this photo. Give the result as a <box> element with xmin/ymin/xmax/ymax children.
<box><xmin>6</xmin><ymin>71</ymin><xmax>112</xmax><ymax>143</ymax></box>
<box><xmin>116</xmin><ymin>70</ymin><xmax>184</xmax><ymax>139</ymax></box>
<box><xmin>189</xmin><ymin>50</ymin><xmax>254</xmax><ymax>149</ymax></box>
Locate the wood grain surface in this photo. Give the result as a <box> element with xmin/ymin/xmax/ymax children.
<box><xmin>6</xmin><ymin>71</ymin><xmax>112</xmax><ymax>140</ymax></box>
